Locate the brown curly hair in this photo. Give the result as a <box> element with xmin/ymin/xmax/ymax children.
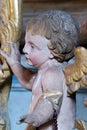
<box><xmin>26</xmin><ymin>10</ymin><xmax>80</xmax><ymax>62</ymax></box>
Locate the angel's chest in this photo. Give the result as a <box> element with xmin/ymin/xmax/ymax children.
<box><xmin>32</xmin><ymin>74</ymin><xmax>43</xmax><ymax>96</ymax></box>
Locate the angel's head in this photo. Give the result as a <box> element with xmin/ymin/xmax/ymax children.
<box><xmin>26</xmin><ymin>10</ymin><xmax>80</xmax><ymax>62</ymax></box>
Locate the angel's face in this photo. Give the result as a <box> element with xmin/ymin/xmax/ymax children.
<box><xmin>23</xmin><ymin>31</ymin><xmax>51</xmax><ymax>69</ymax></box>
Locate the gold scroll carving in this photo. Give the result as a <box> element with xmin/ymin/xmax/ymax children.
<box><xmin>0</xmin><ymin>0</ymin><xmax>22</xmax><ymax>129</ymax></box>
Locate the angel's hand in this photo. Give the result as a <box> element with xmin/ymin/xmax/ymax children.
<box><xmin>17</xmin><ymin>113</ymin><xmax>40</xmax><ymax>127</ymax></box>
<box><xmin>17</xmin><ymin>114</ymin><xmax>27</xmax><ymax>124</ymax></box>
<box><xmin>17</xmin><ymin>113</ymin><xmax>34</xmax><ymax>124</ymax></box>
<box><xmin>0</xmin><ymin>42</ymin><xmax>21</xmax><ymax>67</ymax></box>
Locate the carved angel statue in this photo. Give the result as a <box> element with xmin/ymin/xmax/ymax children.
<box><xmin>0</xmin><ymin>0</ymin><xmax>22</xmax><ymax>130</ymax></box>
<box><xmin>0</xmin><ymin>9</ymin><xmax>79</xmax><ymax>130</ymax></box>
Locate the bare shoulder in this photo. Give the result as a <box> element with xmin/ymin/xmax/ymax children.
<box><xmin>41</xmin><ymin>65</ymin><xmax>65</xmax><ymax>92</ymax></box>
<box><xmin>45</xmin><ymin>65</ymin><xmax>65</xmax><ymax>78</ymax></box>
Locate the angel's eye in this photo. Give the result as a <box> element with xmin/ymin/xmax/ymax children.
<box><xmin>31</xmin><ymin>45</ymin><xmax>35</xmax><ymax>49</ymax></box>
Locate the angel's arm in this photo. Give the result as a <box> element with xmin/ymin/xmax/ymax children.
<box><xmin>0</xmin><ymin>43</ymin><xmax>36</xmax><ymax>90</ymax></box>
<box><xmin>17</xmin><ymin>91</ymin><xmax>62</xmax><ymax>127</ymax></box>
<box><xmin>17</xmin><ymin>69</ymin><xmax>63</xmax><ymax>127</ymax></box>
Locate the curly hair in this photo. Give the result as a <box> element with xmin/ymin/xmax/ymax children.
<box><xmin>26</xmin><ymin>10</ymin><xmax>80</xmax><ymax>62</ymax></box>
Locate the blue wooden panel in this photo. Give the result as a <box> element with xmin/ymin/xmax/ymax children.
<box><xmin>8</xmin><ymin>75</ymin><xmax>32</xmax><ymax>130</ymax></box>
<box><xmin>76</xmin><ymin>88</ymin><xmax>87</xmax><ymax>121</ymax></box>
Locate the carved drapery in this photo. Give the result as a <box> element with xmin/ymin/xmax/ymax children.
<box><xmin>0</xmin><ymin>0</ymin><xmax>22</xmax><ymax>130</ymax></box>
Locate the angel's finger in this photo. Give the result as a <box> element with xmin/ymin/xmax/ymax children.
<box><xmin>10</xmin><ymin>43</ymin><xmax>16</xmax><ymax>53</ymax></box>
<box><xmin>14</xmin><ymin>44</ymin><xmax>20</xmax><ymax>55</ymax></box>
<box><xmin>14</xmin><ymin>42</ymin><xmax>20</xmax><ymax>50</ymax></box>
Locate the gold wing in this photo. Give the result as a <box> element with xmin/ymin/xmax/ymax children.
<box><xmin>64</xmin><ymin>47</ymin><xmax>87</xmax><ymax>95</ymax></box>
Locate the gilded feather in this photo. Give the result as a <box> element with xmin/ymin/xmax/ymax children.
<box><xmin>64</xmin><ymin>47</ymin><xmax>87</xmax><ymax>95</ymax></box>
